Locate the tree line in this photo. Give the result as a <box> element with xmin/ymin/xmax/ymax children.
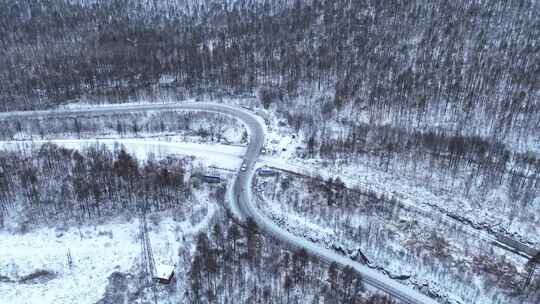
<box><xmin>0</xmin><ymin>143</ymin><xmax>189</xmax><ymax>230</ymax></box>
<box><xmin>302</xmin><ymin>120</ymin><xmax>539</xmax><ymax>209</ymax></box>
<box><xmin>1</xmin><ymin>0</ymin><xmax>538</xmax><ymax>148</ymax></box>
<box><xmin>0</xmin><ymin>110</ymin><xmax>242</xmax><ymax>143</ymax></box>
<box><xmin>182</xmin><ymin>213</ymin><xmax>395</xmax><ymax>304</ymax></box>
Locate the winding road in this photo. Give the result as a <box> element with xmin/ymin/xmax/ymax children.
<box><xmin>0</xmin><ymin>102</ymin><xmax>439</xmax><ymax>304</ymax></box>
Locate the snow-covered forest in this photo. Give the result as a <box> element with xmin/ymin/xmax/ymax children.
<box><xmin>0</xmin><ymin>0</ymin><xmax>538</xmax><ymax>303</ymax></box>
<box><xmin>255</xmin><ymin>172</ymin><xmax>540</xmax><ymax>303</ymax></box>
<box><xmin>0</xmin><ymin>110</ymin><xmax>245</xmax><ymax>143</ymax></box>
<box><xmin>0</xmin><ymin>144</ymin><xmax>190</xmax><ymax>230</ymax></box>
<box><xmin>1</xmin><ymin>1</ymin><xmax>538</xmax><ymax>125</ymax></box>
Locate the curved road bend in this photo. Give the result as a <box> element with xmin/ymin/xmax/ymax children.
<box><xmin>0</xmin><ymin>102</ymin><xmax>438</xmax><ymax>304</ymax></box>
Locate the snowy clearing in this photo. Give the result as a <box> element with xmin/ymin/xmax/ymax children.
<box><xmin>0</xmin><ymin>139</ymin><xmax>246</xmax><ymax>171</ymax></box>
<box><xmin>0</xmin><ymin>198</ymin><xmax>215</xmax><ymax>304</ymax></box>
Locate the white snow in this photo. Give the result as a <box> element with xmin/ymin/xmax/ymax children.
<box><xmin>0</xmin><ymin>200</ymin><xmax>215</xmax><ymax>304</ymax></box>
<box><xmin>154</xmin><ymin>264</ymin><xmax>175</xmax><ymax>281</ymax></box>
<box><xmin>0</xmin><ymin>139</ymin><xmax>246</xmax><ymax>170</ymax></box>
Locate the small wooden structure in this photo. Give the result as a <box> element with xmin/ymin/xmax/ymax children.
<box><xmin>154</xmin><ymin>264</ymin><xmax>175</xmax><ymax>284</ymax></box>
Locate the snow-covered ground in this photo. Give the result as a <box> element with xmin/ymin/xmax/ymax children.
<box><xmin>255</xmin><ymin>173</ymin><xmax>532</xmax><ymax>304</ymax></box>
<box><xmin>0</xmin><ymin>139</ymin><xmax>246</xmax><ymax>171</ymax></box>
<box><xmin>57</xmin><ymin>100</ymin><xmax>180</xmax><ymax>110</ymax></box>
<box><xmin>0</xmin><ymin>134</ymin><xmax>233</xmax><ymax>304</ymax></box>
<box><xmin>254</xmin><ymin>112</ymin><xmax>539</xmax><ymax>247</ymax></box>
<box><xmin>0</xmin><ymin>199</ymin><xmax>215</xmax><ymax>304</ymax></box>
<box><xmin>263</xmin><ymin>157</ymin><xmax>540</xmax><ymax>247</ymax></box>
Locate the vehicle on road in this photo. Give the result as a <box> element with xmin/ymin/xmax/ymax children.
<box><xmin>241</xmin><ymin>162</ymin><xmax>247</xmax><ymax>171</ymax></box>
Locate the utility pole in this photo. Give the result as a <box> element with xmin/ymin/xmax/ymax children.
<box><xmin>139</xmin><ymin>207</ymin><xmax>158</xmax><ymax>304</ymax></box>
<box><xmin>524</xmin><ymin>252</ymin><xmax>540</xmax><ymax>289</ymax></box>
